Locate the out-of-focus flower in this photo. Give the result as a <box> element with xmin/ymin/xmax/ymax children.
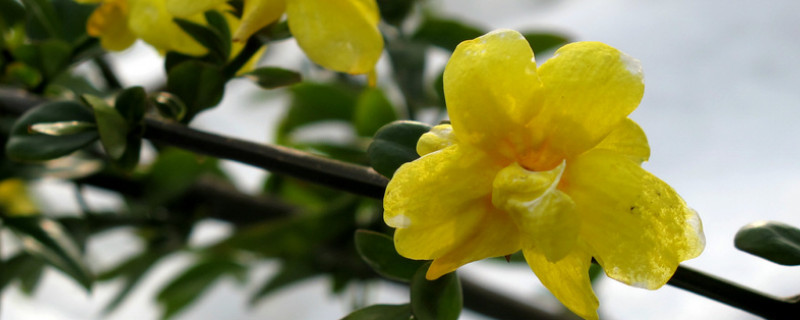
<box><xmin>383</xmin><ymin>29</ymin><xmax>705</xmax><ymax>320</ymax></box>
<box><xmin>0</xmin><ymin>179</ymin><xmax>37</xmax><ymax>216</ymax></box>
<box><xmin>81</xmin><ymin>0</ymin><xmax>245</xmax><ymax>57</ymax></box>
<box><xmin>231</xmin><ymin>0</ymin><xmax>383</xmax><ymax>76</ymax></box>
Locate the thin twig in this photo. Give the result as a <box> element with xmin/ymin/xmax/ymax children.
<box><xmin>2</xmin><ymin>88</ymin><xmax>799</xmax><ymax>319</ymax></box>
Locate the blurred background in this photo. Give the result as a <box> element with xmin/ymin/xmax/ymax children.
<box><xmin>5</xmin><ymin>0</ymin><xmax>800</xmax><ymax>319</ymax></box>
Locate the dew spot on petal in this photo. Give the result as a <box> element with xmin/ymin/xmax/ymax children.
<box><xmin>619</xmin><ymin>52</ymin><xmax>644</xmax><ymax>82</ymax></box>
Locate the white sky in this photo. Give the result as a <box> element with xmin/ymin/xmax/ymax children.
<box><xmin>6</xmin><ymin>0</ymin><xmax>800</xmax><ymax>319</ymax></box>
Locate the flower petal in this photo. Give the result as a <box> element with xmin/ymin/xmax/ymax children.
<box><xmin>444</xmin><ymin>29</ymin><xmax>542</xmax><ymax>158</ymax></box>
<box><xmin>591</xmin><ymin>118</ymin><xmax>650</xmax><ymax>164</ymax></box>
<box><xmin>232</xmin><ymin>0</ymin><xmax>286</xmax><ymax>42</ymax></box>
<box><xmin>564</xmin><ymin>149</ymin><xmax>705</xmax><ymax>289</ymax></box>
<box><xmin>426</xmin><ymin>201</ymin><xmax>520</xmax><ymax>280</ymax></box>
<box><xmin>416</xmin><ymin>124</ymin><xmax>456</xmax><ymax>156</ymax></box>
<box><xmin>532</xmin><ymin>42</ymin><xmax>645</xmax><ymax>158</ymax></box>
<box><xmin>165</xmin><ymin>0</ymin><xmax>227</xmax><ymax>17</ymax></box>
<box><xmin>286</xmin><ymin>0</ymin><xmax>383</xmax><ymax>74</ymax></box>
<box><xmin>128</xmin><ymin>0</ymin><xmax>207</xmax><ymax>55</ymax></box>
<box><xmin>523</xmin><ymin>246</ymin><xmax>598</xmax><ymax>320</ymax></box>
<box><xmin>86</xmin><ymin>0</ymin><xmax>137</xmax><ymax>51</ymax></box>
<box><xmin>385</xmin><ymin>143</ymin><xmax>502</xmax><ymax>261</ymax></box>
<box><xmin>492</xmin><ymin>162</ymin><xmax>579</xmax><ymax>262</ymax></box>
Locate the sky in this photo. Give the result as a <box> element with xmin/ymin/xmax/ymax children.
<box><xmin>5</xmin><ymin>0</ymin><xmax>800</xmax><ymax>319</ymax></box>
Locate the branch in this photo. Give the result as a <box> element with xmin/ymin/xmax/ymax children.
<box><xmin>2</xmin><ymin>88</ymin><xmax>799</xmax><ymax>319</ymax></box>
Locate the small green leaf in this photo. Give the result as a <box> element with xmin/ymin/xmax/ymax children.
<box><xmin>250</xmin><ymin>259</ymin><xmax>317</xmax><ymax>304</ymax></box>
<box><xmin>82</xmin><ymin>94</ymin><xmax>128</xmax><ymax>160</ymax></box>
<box><xmin>278</xmin><ymin>83</ymin><xmax>357</xmax><ymax>143</ymax></box>
<box><xmin>203</xmin><ymin>10</ymin><xmax>231</xmax><ymax>54</ymax></box>
<box><xmin>173</xmin><ymin>17</ymin><xmax>229</xmax><ymax>64</ymax></box>
<box><xmin>11</xmin><ymin>39</ymin><xmax>71</xmax><ymax>80</ymax></box>
<box><xmin>5</xmin><ymin>62</ymin><xmax>42</xmax><ymax>88</ymax></box>
<box><xmin>114</xmin><ymin>86</ymin><xmax>147</xmax><ymax>127</ymax></box>
<box><xmin>151</xmin><ymin>92</ymin><xmax>187</xmax><ymax>121</ymax></box>
<box><xmin>99</xmin><ymin>250</ymin><xmax>166</xmax><ymax>314</ymax></box>
<box><xmin>0</xmin><ymin>253</ymin><xmax>45</xmax><ymax>293</ymax></box>
<box><xmin>366</xmin><ymin>121</ymin><xmax>431</xmax><ymax>178</ymax></box>
<box><xmin>242</xmin><ymin>66</ymin><xmax>302</xmax><ymax>89</ymax></box>
<box><xmin>735</xmin><ymin>220</ymin><xmax>800</xmax><ymax>265</ymax></box>
<box><xmin>341</xmin><ymin>304</ymin><xmax>413</xmax><ymax>320</ymax></box>
<box><xmin>412</xmin><ymin>17</ymin><xmax>484</xmax><ymax>51</ymax></box>
<box><xmin>522</xmin><ymin>32</ymin><xmax>570</xmax><ymax>53</ymax></box>
<box><xmin>156</xmin><ymin>258</ymin><xmax>245</xmax><ymax>319</ymax></box>
<box><xmin>144</xmin><ymin>148</ymin><xmax>216</xmax><ymax>206</ymax></box>
<box><xmin>354</xmin><ymin>88</ymin><xmax>398</xmax><ymax>137</ymax></box>
<box><xmin>28</xmin><ymin>121</ymin><xmax>96</xmax><ymax>136</ymax></box>
<box><xmin>6</xmin><ymin>101</ymin><xmax>99</xmax><ymax>161</ymax></box>
<box><xmin>354</xmin><ymin>230</ymin><xmax>424</xmax><ymax>282</ymax></box>
<box><xmin>410</xmin><ymin>262</ymin><xmax>462</xmax><ymax>320</ymax></box>
<box><xmin>2</xmin><ymin>215</ymin><xmax>93</xmax><ymax>290</ymax></box>
<box><xmin>167</xmin><ymin>60</ymin><xmax>226</xmax><ymax>121</ymax></box>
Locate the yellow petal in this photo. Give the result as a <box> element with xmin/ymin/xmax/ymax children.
<box><xmin>492</xmin><ymin>161</ymin><xmax>579</xmax><ymax>262</ymax></box>
<box><xmin>416</xmin><ymin>124</ymin><xmax>456</xmax><ymax>156</ymax></box>
<box><xmin>286</xmin><ymin>0</ymin><xmax>383</xmax><ymax>74</ymax></box>
<box><xmin>444</xmin><ymin>29</ymin><xmax>542</xmax><ymax>159</ymax></box>
<box><xmin>86</xmin><ymin>0</ymin><xmax>137</xmax><ymax>51</ymax></box>
<box><xmin>532</xmin><ymin>42</ymin><xmax>645</xmax><ymax>158</ymax></box>
<box><xmin>426</xmin><ymin>200</ymin><xmax>520</xmax><ymax>280</ymax></box>
<box><xmin>233</xmin><ymin>0</ymin><xmax>286</xmax><ymax>42</ymax></box>
<box><xmin>0</xmin><ymin>179</ymin><xmax>37</xmax><ymax>216</ymax></box>
<box><xmin>127</xmin><ymin>0</ymin><xmax>207</xmax><ymax>55</ymax></box>
<box><xmin>591</xmin><ymin>118</ymin><xmax>650</xmax><ymax>164</ymax></box>
<box><xmin>385</xmin><ymin>143</ymin><xmax>503</xmax><ymax>261</ymax></box>
<box><xmin>523</xmin><ymin>246</ymin><xmax>598</xmax><ymax>320</ymax></box>
<box><xmin>564</xmin><ymin>149</ymin><xmax>705</xmax><ymax>289</ymax></box>
<box><xmin>165</xmin><ymin>0</ymin><xmax>227</xmax><ymax>17</ymax></box>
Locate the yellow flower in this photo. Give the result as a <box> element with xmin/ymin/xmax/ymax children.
<box><xmin>231</xmin><ymin>0</ymin><xmax>383</xmax><ymax>75</ymax></box>
<box><xmin>0</xmin><ymin>179</ymin><xmax>37</xmax><ymax>216</ymax></box>
<box><xmin>383</xmin><ymin>29</ymin><xmax>705</xmax><ymax>320</ymax></box>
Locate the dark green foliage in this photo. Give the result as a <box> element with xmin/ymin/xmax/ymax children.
<box><xmin>735</xmin><ymin>221</ymin><xmax>800</xmax><ymax>265</ymax></box>
<box><xmin>278</xmin><ymin>82</ymin><xmax>358</xmax><ymax>143</ymax></box>
<box><xmin>367</xmin><ymin>121</ymin><xmax>431</xmax><ymax>178</ymax></box>
<box><xmin>355</xmin><ymin>230</ymin><xmax>424</xmax><ymax>282</ymax></box>
<box><xmin>243</xmin><ymin>67</ymin><xmax>302</xmax><ymax>89</ymax></box>
<box><xmin>156</xmin><ymin>257</ymin><xmax>246</xmax><ymax>319</ymax></box>
<box><xmin>6</xmin><ymin>101</ymin><xmax>99</xmax><ymax>161</ymax></box>
<box><xmin>1</xmin><ymin>215</ymin><xmax>93</xmax><ymax>290</ymax></box>
<box><xmin>354</xmin><ymin>88</ymin><xmax>398</xmax><ymax>137</ymax></box>
<box><xmin>166</xmin><ymin>60</ymin><xmax>226</xmax><ymax>121</ymax></box>
<box><xmin>412</xmin><ymin>17</ymin><xmax>484</xmax><ymax>51</ymax></box>
<box><xmin>410</xmin><ymin>262</ymin><xmax>462</xmax><ymax>320</ymax></box>
<box><xmin>341</xmin><ymin>304</ymin><xmax>413</xmax><ymax>320</ymax></box>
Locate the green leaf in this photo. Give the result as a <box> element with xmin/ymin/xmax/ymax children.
<box><xmin>203</xmin><ymin>10</ymin><xmax>231</xmax><ymax>53</ymax></box>
<box><xmin>366</xmin><ymin>121</ymin><xmax>431</xmax><ymax>178</ymax></box>
<box><xmin>0</xmin><ymin>253</ymin><xmax>45</xmax><ymax>294</ymax></box>
<box><xmin>341</xmin><ymin>304</ymin><xmax>413</xmax><ymax>320</ymax></box>
<box><xmin>151</xmin><ymin>92</ymin><xmax>187</xmax><ymax>122</ymax></box>
<box><xmin>28</xmin><ymin>121</ymin><xmax>96</xmax><ymax>136</ymax></box>
<box><xmin>278</xmin><ymin>83</ymin><xmax>357</xmax><ymax>143</ymax></box>
<box><xmin>410</xmin><ymin>262</ymin><xmax>462</xmax><ymax>320</ymax></box>
<box><xmin>98</xmin><ymin>250</ymin><xmax>166</xmax><ymax>314</ymax></box>
<box><xmin>173</xmin><ymin>17</ymin><xmax>229</xmax><ymax>64</ymax></box>
<box><xmin>735</xmin><ymin>220</ymin><xmax>800</xmax><ymax>265</ymax></box>
<box><xmin>51</xmin><ymin>0</ymin><xmax>96</xmax><ymax>44</ymax></box>
<box><xmin>242</xmin><ymin>67</ymin><xmax>302</xmax><ymax>89</ymax></box>
<box><xmin>354</xmin><ymin>230</ymin><xmax>424</xmax><ymax>282</ymax></box>
<box><xmin>6</xmin><ymin>101</ymin><xmax>99</xmax><ymax>161</ymax></box>
<box><xmin>2</xmin><ymin>215</ymin><xmax>93</xmax><ymax>290</ymax></box>
<box><xmin>412</xmin><ymin>17</ymin><xmax>484</xmax><ymax>51</ymax></box>
<box><xmin>144</xmin><ymin>148</ymin><xmax>217</xmax><ymax>206</ymax></box>
<box><xmin>5</xmin><ymin>62</ymin><xmax>43</xmax><ymax>87</ymax></box>
<box><xmin>11</xmin><ymin>39</ymin><xmax>71</xmax><ymax>80</ymax></box>
<box><xmin>20</xmin><ymin>0</ymin><xmax>60</xmax><ymax>40</ymax></box>
<box><xmin>0</xmin><ymin>0</ymin><xmax>25</xmax><ymax>29</ymax></box>
<box><xmin>522</xmin><ymin>32</ymin><xmax>570</xmax><ymax>53</ymax></box>
<box><xmin>114</xmin><ymin>86</ymin><xmax>147</xmax><ymax>127</ymax></box>
<box><xmin>167</xmin><ymin>60</ymin><xmax>226</xmax><ymax>121</ymax></box>
<box><xmin>82</xmin><ymin>94</ymin><xmax>128</xmax><ymax>160</ymax></box>
<box><xmin>156</xmin><ymin>258</ymin><xmax>245</xmax><ymax>319</ymax></box>
<box><xmin>250</xmin><ymin>259</ymin><xmax>318</xmax><ymax>304</ymax></box>
<box><xmin>376</xmin><ymin>0</ymin><xmax>414</xmax><ymax>26</ymax></box>
<box><xmin>354</xmin><ymin>88</ymin><xmax>398</xmax><ymax>137</ymax></box>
